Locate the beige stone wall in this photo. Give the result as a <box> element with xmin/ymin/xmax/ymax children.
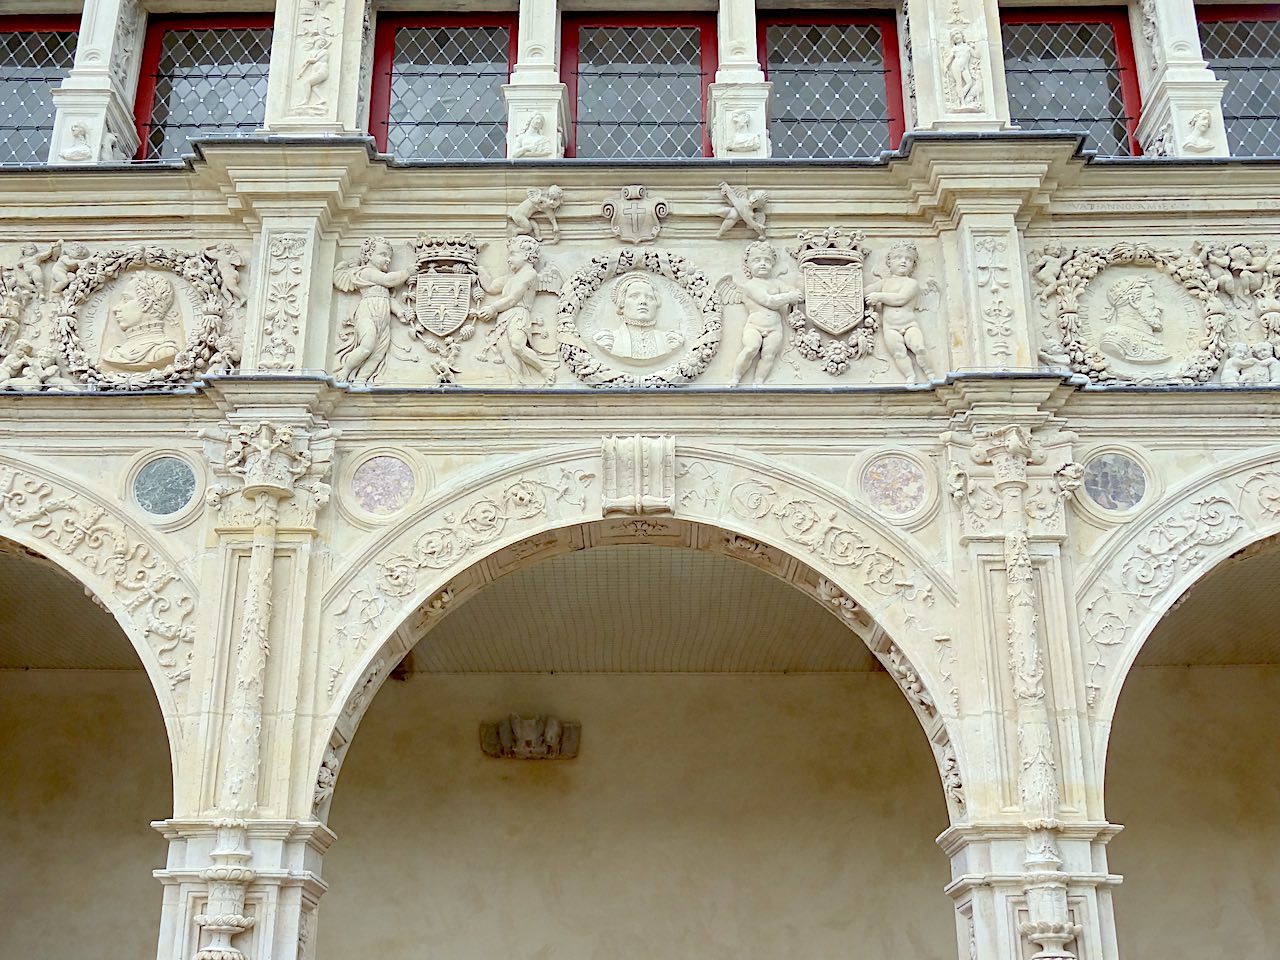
<box><xmin>0</xmin><ymin>670</ymin><xmax>170</xmax><ymax>957</ymax></box>
<box><xmin>1108</xmin><ymin>664</ymin><xmax>1280</xmax><ymax>959</ymax></box>
<box><xmin>321</xmin><ymin>672</ymin><xmax>953</xmax><ymax>960</ymax></box>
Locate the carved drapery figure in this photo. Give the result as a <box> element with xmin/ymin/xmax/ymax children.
<box><xmin>476</xmin><ymin>235</ymin><xmax>562</xmax><ymax>384</ymax></box>
<box><xmin>333</xmin><ymin>237</ymin><xmax>411</xmax><ymax>383</ymax></box>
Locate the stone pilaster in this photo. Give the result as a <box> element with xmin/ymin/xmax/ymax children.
<box><xmin>263</xmin><ymin>0</ymin><xmax>370</xmax><ymax>136</ymax></box>
<box><xmin>48</xmin><ymin>0</ymin><xmax>145</xmax><ymax>163</ymax></box>
<box><xmin>938</xmin><ymin>380</ymin><xmax>1119</xmax><ymax>960</ymax></box>
<box><xmin>1131</xmin><ymin>0</ymin><xmax>1229</xmax><ymax>157</ymax></box>
<box><xmin>503</xmin><ymin>0</ymin><xmax>570</xmax><ymax>159</ymax></box>
<box><xmin>707</xmin><ymin>0</ymin><xmax>771</xmax><ymax>158</ymax></box>
<box><xmin>906</xmin><ymin>0</ymin><xmax>1012</xmax><ymax>131</ymax></box>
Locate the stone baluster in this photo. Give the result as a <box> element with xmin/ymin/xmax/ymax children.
<box><xmin>503</xmin><ymin>0</ymin><xmax>570</xmax><ymax>159</ymax></box>
<box><xmin>707</xmin><ymin>0</ymin><xmax>771</xmax><ymax>158</ymax></box>
<box><xmin>49</xmin><ymin>0</ymin><xmax>146</xmax><ymax>163</ymax></box>
<box><xmin>1131</xmin><ymin>0</ymin><xmax>1229</xmax><ymax>157</ymax></box>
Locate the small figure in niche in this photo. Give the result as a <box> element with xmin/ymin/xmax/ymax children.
<box><xmin>944</xmin><ymin>31</ymin><xmax>981</xmax><ymax>109</ymax></box>
<box><xmin>295</xmin><ymin>33</ymin><xmax>332</xmax><ymax>110</ymax></box>
<box><xmin>203</xmin><ymin>243</ymin><xmax>247</xmax><ymax>306</ymax></box>
<box><xmin>1184</xmin><ymin>110</ymin><xmax>1214</xmax><ymax>154</ymax></box>
<box><xmin>725</xmin><ymin>110</ymin><xmax>761</xmax><ymax>152</ymax></box>
<box><xmin>59</xmin><ymin>121</ymin><xmax>94</xmax><ymax>162</ymax></box>
<box><xmin>511</xmin><ymin>114</ymin><xmax>553</xmax><ymax>159</ymax></box>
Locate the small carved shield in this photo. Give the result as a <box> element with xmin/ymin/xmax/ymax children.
<box><xmin>414</xmin><ymin>273</ymin><xmax>473</xmax><ymax>337</ymax></box>
<box><xmin>802</xmin><ymin>264</ymin><xmax>864</xmax><ymax>336</ymax></box>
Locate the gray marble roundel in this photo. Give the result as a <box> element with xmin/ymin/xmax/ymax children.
<box><xmin>1083</xmin><ymin>452</ymin><xmax>1147</xmax><ymax>512</ymax></box>
<box><xmin>134</xmin><ymin>456</ymin><xmax>197</xmax><ymax>516</ymax></box>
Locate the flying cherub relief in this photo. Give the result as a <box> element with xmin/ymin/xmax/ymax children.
<box><xmin>712</xmin><ymin>182</ymin><xmax>768</xmax><ymax>239</ymax></box>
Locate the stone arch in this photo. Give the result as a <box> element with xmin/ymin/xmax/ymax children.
<box><xmin>0</xmin><ymin>454</ymin><xmax>198</xmax><ymax>763</ymax></box>
<box><xmin>1077</xmin><ymin>444</ymin><xmax>1280</xmax><ymax>762</ymax></box>
<box><xmin>313</xmin><ymin>442</ymin><xmax>965</xmax><ymax>825</ymax></box>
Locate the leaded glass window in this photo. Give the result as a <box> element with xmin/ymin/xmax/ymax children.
<box><xmin>1199</xmin><ymin>13</ymin><xmax>1280</xmax><ymax>156</ymax></box>
<box><xmin>1001</xmin><ymin>13</ymin><xmax>1140</xmax><ymax>156</ymax></box>
<box><xmin>139</xmin><ymin>19</ymin><xmax>273</xmax><ymax>161</ymax></box>
<box><xmin>763</xmin><ymin>19</ymin><xmax>901</xmax><ymax>159</ymax></box>
<box><xmin>374</xmin><ymin>20</ymin><xmax>513</xmax><ymax>160</ymax></box>
<box><xmin>566</xmin><ymin>21</ymin><xmax>713</xmax><ymax>159</ymax></box>
<box><xmin>0</xmin><ymin>21</ymin><xmax>77</xmax><ymax>165</ymax></box>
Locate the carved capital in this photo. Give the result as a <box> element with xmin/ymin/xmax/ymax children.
<box><xmin>200</xmin><ymin>418</ymin><xmax>337</xmax><ymax>527</ymax></box>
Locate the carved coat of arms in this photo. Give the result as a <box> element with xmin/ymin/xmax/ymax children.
<box><xmin>602</xmin><ymin>184</ymin><xmax>669</xmax><ymax>245</ymax></box>
<box><xmin>790</xmin><ymin>228</ymin><xmax>868</xmax><ymax>336</ymax></box>
<box><xmin>404</xmin><ymin>234</ymin><xmax>482</xmax><ymax>339</ymax></box>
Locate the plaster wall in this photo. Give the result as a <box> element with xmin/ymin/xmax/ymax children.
<box><xmin>321</xmin><ymin>672</ymin><xmax>953</xmax><ymax>960</ymax></box>
<box><xmin>1107</xmin><ymin>664</ymin><xmax>1280</xmax><ymax>959</ymax></box>
<box><xmin>0</xmin><ymin>669</ymin><xmax>171</xmax><ymax>958</ymax></box>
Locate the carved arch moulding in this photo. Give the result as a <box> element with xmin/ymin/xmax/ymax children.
<box><xmin>312</xmin><ymin>444</ymin><xmax>963</xmax><ymax>821</ymax></box>
<box><xmin>1077</xmin><ymin>446</ymin><xmax>1280</xmax><ymax>743</ymax></box>
<box><xmin>0</xmin><ymin>454</ymin><xmax>199</xmax><ymax>731</ymax></box>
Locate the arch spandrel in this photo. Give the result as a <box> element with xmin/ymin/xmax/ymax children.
<box><xmin>0</xmin><ymin>454</ymin><xmax>195</xmax><ymax>774</ymax></box>
<box><xmin>313</xmin><ymin>444</ymin><xmax>965</xmax><ymax>825</ymax></box>
<box><xmin>1078</xmin><ymin>445</ymin><xmax>1280</xmax><ymax>753</ymax></box>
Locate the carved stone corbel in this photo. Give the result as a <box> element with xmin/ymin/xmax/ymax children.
<box><xmin>601</xmin><ymin>435</ymin><xmax>676</xmax><ymax>516</ymax></box>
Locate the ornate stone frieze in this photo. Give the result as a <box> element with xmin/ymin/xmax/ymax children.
<box><xmin>1029</xmin><ymin>241</ymin><xmax>1229</xmax><ymax>384</ymax></box>
<box><xmin>601</xmin><ymin>185</ymin><xmax>668</xmax><ymax>244</ymax></box>
<box><xmin>259</xmin><ymin>236</ymin><xmax>306</xmax><ymax>372</ymax></box>
<box><xmin>601</xmin><ymin>435</ymin><xmax>676</xmax><ymax>516</ymax></box>
<box><xmin>0</xmin><ymin>460</ymin><xmax>198</xmax><ymax>690</ymax></box>
<box><xmin>480</xmin><ymin>714</ymin><xmax>581</xmax><ymax>759</ymax></box>
<box><xmin>0</xmin><ymin>244</ymin><xmax>244</xmax><ymax>391</ymax></box>
<box><xmin>556</xmin><ymin>247</ymin><xmax>722</xmax><ymax>387</ymax></box>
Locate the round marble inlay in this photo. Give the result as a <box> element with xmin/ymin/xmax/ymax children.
<box><xmin>352</xmin><ymin>455</ymin><xmax>415</xmax><ymax>516</ymax></box>
<box><xmin>1083</xmin><ymin>453</ymin><xmax>1147</xmax><ymax>511</ymax></box>
<box><xmin>134</xmin><ymin>456</ymin><xmax>197</xmax><ymax>516</ymax></box>
<box><xmin>863</xmin><ymin>454</ymin><xmax>928</xmax><ymax>518</ymax></box>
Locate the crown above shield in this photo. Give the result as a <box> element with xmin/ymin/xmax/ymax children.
<box><xmin>789</xmin><ymin>227</ymin><xmax>868</xmax><ymax>269</ymax></box>
<box><xmin>414</xmin><ymin>233</ymin><xmax>481</xmax><ymax>275</ymax></box>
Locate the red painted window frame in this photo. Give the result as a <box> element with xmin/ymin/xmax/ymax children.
<box><xmin>560</xmin><ymin>13</ymin><xmax>719</xmax><ymax>159</ymax></box>
<box><xmin>370</xmin><ymin>12</ymin><xmax>519</xmax><ymax>155</ymax></box>
<box><xmin>1195</xmin><ymin>4</ymin><xmax>1280</xmax><ymax>24</ymax></box>
<box><xmin>133</xmin><ymin>13</ymin><xmax>275</xmax><ymax>161</ymax></box>
<box><xmin>1000</xmin><ymin>7</ymin><xmax>1144</xmax><ymax>155</ymax></box>
<box><xmin>757</xmin><ymin>10</ymin><xmax>906</xmax><ymax>151</ymax></box>
<box><xmin>0</xmin><ymin>15</ymin><xmax>81</xmax><ymax>33</ymax></box>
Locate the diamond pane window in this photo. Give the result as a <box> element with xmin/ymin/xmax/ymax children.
<box><xmin>136</xmin><ymin>17</ymin><xmax>273</xmax><ymax>161</ymax></box>
<box><xmin>761</xmin><ymin>17</ymin><xmax>903</xmax><ymax>159</ymax></box>
<box><xmin>564</xmin><ymin>18</ymin><xmax>716</xmax><ymax>159</ymax></box>
<box><xmin>1001</xmin><ymin>11</ymin><xmax>1141</xmax><ymax>156</ymax></box>
<box><xmin>372</xmin><ymin>16</ymin><xmax>515</xmax><ymax>159</ymax></box>
<box><xmin>0</xmin><ymin>18</ymin><xmax>78</xmax><ymax>165</ymax></box>
<box><xmin>1198</xmin><ymin>11</ymin><xmax>1280</xmax><ymax>156</ymax></box>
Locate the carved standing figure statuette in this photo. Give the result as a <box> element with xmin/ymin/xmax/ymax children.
<box><xmin>717</xmin><ymin>241</ymin><xmax>802</xmax><ymax>385</ymax></box>
<box><xmin>476</xmin><ymin>235</ymin><xmax>563</xmax><ymax>384</ymax></box>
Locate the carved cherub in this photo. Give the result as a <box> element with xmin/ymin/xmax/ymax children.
<box><xmin>712</xmin><ymin>182</ymin><xmax>767</xmax><ymax>239</ymax></box>
<box><xmin>509</xmin><ymin>185</ymin><xmax>562</xmax><ymax>243</ymax></box>
<box><xmin>476</xmin><ymin>235</ymin><xmax>562</xmax><ymax>385</ymax></box>
<box><xmin>717</xmin><ymin>241</ymin><xmax>802</xmax><ymax>386</ymax></box>
<box><xmin>295</xmin><ymin>33</ymin><xmax>331</xmax><ymax>109</ymax></box>
<box><xmin>1029</xmin><ymin>243</ymin><xmax>1070</xmax><ymax>300</ymax></box>
<box><xmin>866</xmin><ymin>240</ymin><xmax>935</xmax><ymax>385</ymax></box>
<box><xmin>1197</xmin><ymin>242</ymin><xmax>1237</xmax><ymax>304</ymax></box>
<box><xmin>203</xmin><ymin>243</ymin><xmax>247</xmax><ymax>306</ymax></box>
<box><xmin>14</xmin><ymin>242</ymin><xmax>54</xmax><ymax>302</ymax></box>
<box><xmin>332</xmin><ymin>237</ymin><xmax>411</xmax><ymax>383</ymax></box>
<box><xmin>1229</xmin><ymin>243</ymin><xmax>1263</xmax><ymax>306</ymax></box>
<box><xmin>0</xmin><ymin>338</ymin><xmax>35</xmax><ymax>387</ymax></box>
<box><xmin>1221</xmin><ymin>341</ymin><xmax>1254</xmax><ymax>385</ymax></box>
<box><xmin>49</xmin><ymin>241</ymin><xmax>90</xmax><ymax>296</ymax></box>
<box><xmin>1241</xmin><ymin>341</ymin><xmax>1280</xmax><ymax>384</ymax></box>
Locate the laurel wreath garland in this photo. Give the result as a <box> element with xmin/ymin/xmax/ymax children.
<box><xmin>556</xmin><ymin>247</ymin><xmax>722</xmax><ymax>388</ymax></box>
<box><xmin>1041</xmin><ymin>242</ymin><xmax>1228</xmax><ymax>385</ymax></box>
<box><xmin>55</xmin><ymin>245</ymin><xmax>239</xmax><ymax>390</ymax></box>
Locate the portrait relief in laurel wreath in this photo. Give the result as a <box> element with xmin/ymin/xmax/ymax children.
<box><xmin>579</xmin><ymin>271</ymin><xmax>699</xmax><ymax>367</ymax></box>
<box><xmin>1076</xmin><ymin>266</ymin><xmax>1199</xmax><ymax>381</ymax></box>
<box><xmin>83</xmin><ymin>270</ymin><xmax>193</xmax><ymax>375</ymax></box>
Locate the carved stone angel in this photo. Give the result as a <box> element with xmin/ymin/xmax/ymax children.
<box><xmin>509</xmin><ymin>185</ymin><xmax>563</xmax><ymax>243</ymax></box>
<box><xmin>476</xmin><ymin>235</ymin><xmax>563</xmax><ymax>384</ymax></box>
<box><xmin>717</xmin><ymin>241</ymin><xmax>802</xmax><ymax>385</ymax></box>
<box><xmin>712</xmin><ymin>182</ymin><xmax>767</xmax><ymax>239</ymax></box>
<box><xmin>332</xmin><ymin>237</ymin><xmax>411</xmax><ymax>383</ymax></box>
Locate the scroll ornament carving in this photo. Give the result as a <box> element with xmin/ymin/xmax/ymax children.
<box><xmin>602</xmin><ymin>435</ymin><xmax>676</xmax><ymax>516</ymax></box>
<box><xmin>259</xmin><ymin>235</ymin><xmax>306</xmax><ymax>372</ymax></box>
<box><xmin>328</xmin><ymin>470</ymin><xmax>597</xmax><ymax>681</ymax></box>
<box><xmin>1028</xmin><ymin>241</ymin><xmax>1228</xmax><ymax>384</ymax></box>
<box><xmin>312</xmin><ymin>740</ymin><xmax>345</xmax><ymax>814</ymax></box>
<box><xmin>480</xmin><ymin>714</ymin><xmax>581</xmax><ymax>759</ymax></box>
<box><xmin>940</xmin><ymin>742</ymin><xmax>965</xmax><ymax>808</ymax></box>
<box><xmin>0</xmin><ymin>462</ymin><xmax>197</xmax><ymax>689</ymax></box>
<box><xmin>1081</xmin><ymin>494</ymin><xmax>1244</xmax><ymax>707</ymax></box>
<box><xmin>815</xmin><ymin>577</ymin><xmax>865</xmax><ymax>629</ymax></box>
<box><xmin>728</xmin><ymin>478</ymin><xmax>934</xmax><ymax>606</ymax></box>
<box><xmin>556</xmin><ymin>247</ymin><xmax>722</xmax><ymax>388</ymax></box>
<box><xmin>601</xmin><ymin>184</ymin><xmax>668</xmax><ymax>244</ymax></box>
<box><xmin>885</xmin><ymin>641</ymin><xmax>937</xmax><ymax>717</ymax></box>
<box><xmin>975</xmin><ymin>236</ymin><xmax>1014</xmax><ymax>362</ymax></box>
